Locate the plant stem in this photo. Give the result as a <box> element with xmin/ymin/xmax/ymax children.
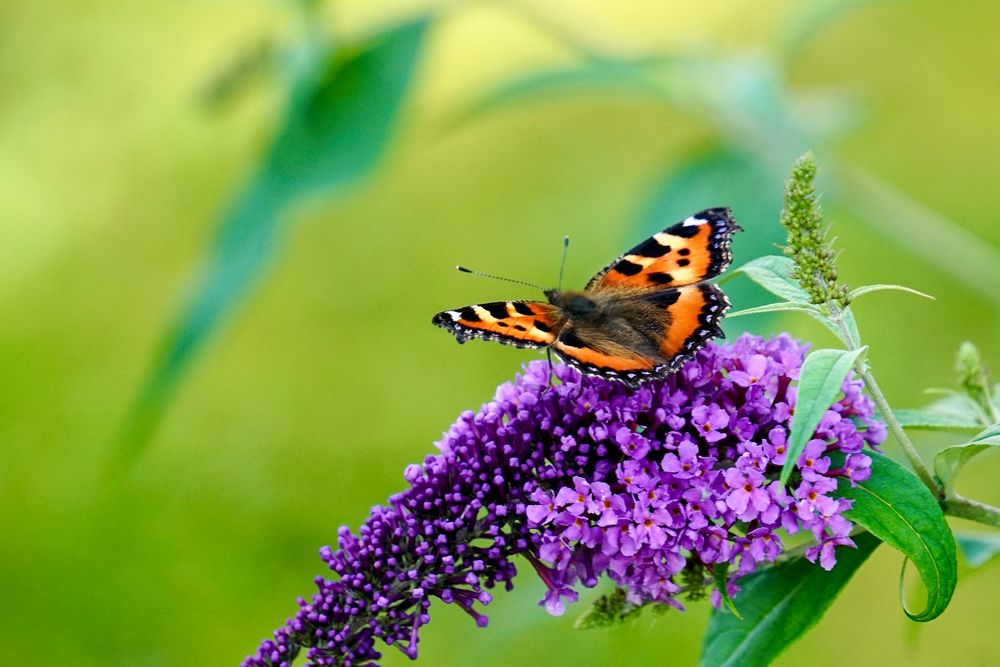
<box><xmin>857</xmin><ymin>365</ymin><xmax>941</xmax><ymax>497</ymax></box>
<box><xmin>829</xmin><ymin>306</ymin><xmax>942</xmax><ymax>498</ymax></box>
<box><xmin>943</xmin><ymin>496</ymin><xmax>1000</xmax><ymax>529</ymax></box>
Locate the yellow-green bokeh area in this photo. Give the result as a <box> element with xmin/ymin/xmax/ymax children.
<box><xmin>1</xmin><ymin>1</ymin><xmax>998</xmax><ymax>666</ymax></box>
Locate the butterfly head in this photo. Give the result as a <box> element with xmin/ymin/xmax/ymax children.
<box><xmin>545</xmin><ymin>290</ymin><xmax>596</xmax><ymax>317</ymax></box>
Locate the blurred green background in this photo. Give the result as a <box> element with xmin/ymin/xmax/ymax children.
<box><xmin>2</xmin><ymin>0</ymin><xmax>998</xmax><ymax>665</ymax></box>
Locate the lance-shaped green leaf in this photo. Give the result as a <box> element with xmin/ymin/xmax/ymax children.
<box><xmin>700</xmin><ymin>532</ymin><xmax>880</xmax><ymax>667</ymax></box>
<box><xmin>933</xmin><ymin>423</ymin><xmax>1000</xmax><ymax>495</ymax></box>
<box><xmin>264</xmin><ymin>18</ymin><xmax>429</xmax><ymax>193</ymax></box>
<box><xmin>848</xmin><ymin>283</ymin><xmax>935</xmax><ymax>302</ymax></box>
<box><xmin>729</xmin><ymin>255</ymin><xmax>859</xmax><ymax>347</ymax></box>
<box><xmin>712</xmin><ymin>562</ymin><xmax>742</xmax><ymax>619</ymax></box>
<box><xmin>955</xmin><ymin>532</ymin><xmax>1000</xmax><ymax>568</ymax></box>
<box><xmin>728</xmin><ymin>255</ymin><xmax>811</xmax><ymax>303</ymax></box>
<box><xmin>919</xmin><ymin>389</ymin><xmax>992</xmax><ymax>427</ymax></box>
<box><xmin>780</xmin><ymin>347</ymin><xmax>868</xmax><ymax>485</ymax></box>
<box><xmin>726</xmin><ymin>302</ymin><xmax>821</xmax><ymax>318</ymax></box>
<box><xmin>838</xmin><ymin>451</ymin><xmax>957</xmax><ymax>621</ymax></box>
<box><xmin>119</xmin><ymin>17</ymin><xmax>429</xmax><ymax>464</ymax></box>
<box><xmin>893</xmin><ymin>409</ymin><xmax>982</xmax><ymax>432</ymax></box>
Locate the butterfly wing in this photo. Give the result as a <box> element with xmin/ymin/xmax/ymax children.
<box><xmin>552</xmin><ymin>325</ymin><xmax>665</xmax><ymax>386</ymax></box>
<box><xmin>432</xmin><ymin>300</ymin><xmax>564</xmax><ymax>348</ymax></box>
<box><xmin>586</xmin><ymin>208</ymin><xmax>740</xmax><ymax>291</ymax></box>
<box><xmin>650</xmin><ymin>282</ymin><xmax>729</xmax><ymax>368</ymax></box>
<box><xmin>551</xmin><ymin>283</ymin><xmax>730</xmax><ymax>386</ymax></box>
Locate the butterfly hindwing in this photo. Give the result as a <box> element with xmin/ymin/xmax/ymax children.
<box><xmin>550</xmin><ymin>283</ymin><xmax>730</xmax><ymax>385</ymax></box>
<box><xmin>552</xmin><ymin>325</ymin><xmax>664</xmax><ymax>386</ymax></box>
<box><xmin>647</xmin><ymin>282</ymin><xmax>730</xmax><ymax>369</ymax></box>
<box><xmin>432</xmin><ymin>300</ymin><xmax>563</xmax><ymax>349</ymax></box>
<box><xmin>586</xmin><ymin>208</ymin><xmax>740</xmax><ymax>292</ymax></box>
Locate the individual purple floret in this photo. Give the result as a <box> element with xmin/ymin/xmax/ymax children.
<box><xmin>243</xmin><ymin>334</ymin><xmax>883</xmax><ymax>667</ymax></box>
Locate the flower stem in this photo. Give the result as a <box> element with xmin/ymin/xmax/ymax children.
<box><xmin>943</xmin><ymin>496</ymin><xmax>1000</xmax><ymax>528</ymax></box>
<box><xmin>857</xmin><ymin>365</ymin><xmax>941</xmax><ymax>497</ymax></box>
<box><xmin>829</xmin><ymin>305</ymin><xmax>942</xmax><ymax>498</ymax></box>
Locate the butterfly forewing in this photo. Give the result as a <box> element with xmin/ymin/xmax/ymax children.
<box><xmin>586</xmin><ymin>207</ymin><xmax>739</xmax><ymax>291</ymax></box>
<box><xmin>432</xmin><ymin>300</ymin><xmax>563</xmax><ymax>348</ymax></box>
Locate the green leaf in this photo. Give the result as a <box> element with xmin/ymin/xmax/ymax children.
<box><xmin>933</xmin><ymin>423</ymin><xmax>1000</xmax><ymax>495</ymax></box>
<box><xmin>729</xmin><ymin>256</ymin><xmax>859</xmax><ymax>347</ymax></box>
<box><xmin>923</xmin><ymin>389</ymin><xmax>992</xmax><ymax>426</ymax></box>
<box><xmin>838</xmin><ymin>451</ymin><xmax>957</xmax><ymax>621</ymax></box>
<box><xmin>726</xmin><ymin>302</ymin><xmax>820</xmax><ymax>318</ymax></box>
<box><xmin>712</xmin><ymin>563</ymin><xmax>742</xmax><ymax>619</ymax></box>
<box><xmin>265</xmin><ymin>18</ymin><xmax>429</xmax><ymax>193</ymax></box>
<box><xmin>119</xmin><ymin>17</ymin><xmax>429</xmax><ymax>464</ymax></box>
<box><xmin>955</xmin><ymin>533</ymin><xmax>1000</xmax><ymax>568</ymax></box>
<box><xmin>893</xmin><ymin>409</ymin><xmax>982</xmax><ymax>432</ymax></box>
<box><xmin>781</xmin><ymin>347</ymin><xmax>868</xmax><ymax>485</ymax></box>
<box><xmin>700</xmin><ymin>532</ymin><xmax>879</xmax><ymax>667</ymax></box>
<box><xmin>848</xmin><ymin>283</ymin><xmax>935</xmax><ymax>302</ymax></box>
<box><xmin>729</xmin><ymin>255</ymin><xmax>811</xmax><ymax>303</ymax></box>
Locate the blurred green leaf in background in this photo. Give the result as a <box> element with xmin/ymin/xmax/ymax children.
<box><xmin>120</xmin><ymin>15</ymin><xmax>429</xmax><ymax>462</ymax></box>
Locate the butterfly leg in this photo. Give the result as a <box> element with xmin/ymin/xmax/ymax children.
<box><xmin>544</xmin><ymin>347</ymin><xmax>556</xmax><ymax>392</ymax></box>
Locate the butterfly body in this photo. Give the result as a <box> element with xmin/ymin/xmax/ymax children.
<box><xmin>433</xmin><ymin>208</ymin><xmax>741</xmax><ymax>387</ymax></box>
<box><xmin>545</xmin><ymin>288</ymin><xmax>679</xmax><ymax>359</ymax></box>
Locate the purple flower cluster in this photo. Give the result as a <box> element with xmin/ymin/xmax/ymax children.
<box><xmin>243</xmin><ymin>334</ymin><xmax>884</xmax><ymax>667</ymax></box>
<box><xmin>525</xmin><ymin>339</ymin><xmax>881</xmax><ymax>612</ymax></box>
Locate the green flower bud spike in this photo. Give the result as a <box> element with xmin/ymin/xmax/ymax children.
<box><xmin>955</xmin><ymin>341</ymin><xmax>1000</xmax><ymax>424</ymax></box>
<box><xmin>780</xmin><ymin>153</ymin><xmax>850</xmax><ymax>311</ymax></box>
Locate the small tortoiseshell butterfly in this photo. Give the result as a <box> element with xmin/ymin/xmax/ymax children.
<box><xmin>432</xmin><ymin>208</ymin><xmax>741</xmax><ymax>387</ymax></box>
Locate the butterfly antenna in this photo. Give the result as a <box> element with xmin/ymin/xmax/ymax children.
<box><xmin>557</xmin><ymin>236</ymin><xmax>570</xmax><ymax>292</ymax></box>
<box><xmin>455</xmin><ymin>266</ymin><xmax>545</xmax><ymax>292</ymax></box>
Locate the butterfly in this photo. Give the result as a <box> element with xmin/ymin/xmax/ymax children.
<box><xmin>432</xmin><ymin>208</ymin><xmax>741</xmax><ymax>387</ymax></box>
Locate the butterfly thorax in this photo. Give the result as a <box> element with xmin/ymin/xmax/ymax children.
<box><xmin>545</xmin><ymin>290</ymin><xmax>598</xmax><ymax>318</ymax></box>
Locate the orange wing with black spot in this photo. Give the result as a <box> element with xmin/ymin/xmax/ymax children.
<box><xmin>552</xmin><ymin>328</ymin><xmax>664</xmax><ymax>386</ymax></box>
<box><xmin>586</xmin><ymin>208</ymin><xmax>740</xmax><ymax>292</ymax></box>
<box><xmin>652</xmin><ymin>283</ymin><xmax>730</xmax><ymax>368</ymax></box>
<box><xmin>432</xmin><ymin>301</ymin><xmax>564</xmax><ymax>349</ymax></box>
